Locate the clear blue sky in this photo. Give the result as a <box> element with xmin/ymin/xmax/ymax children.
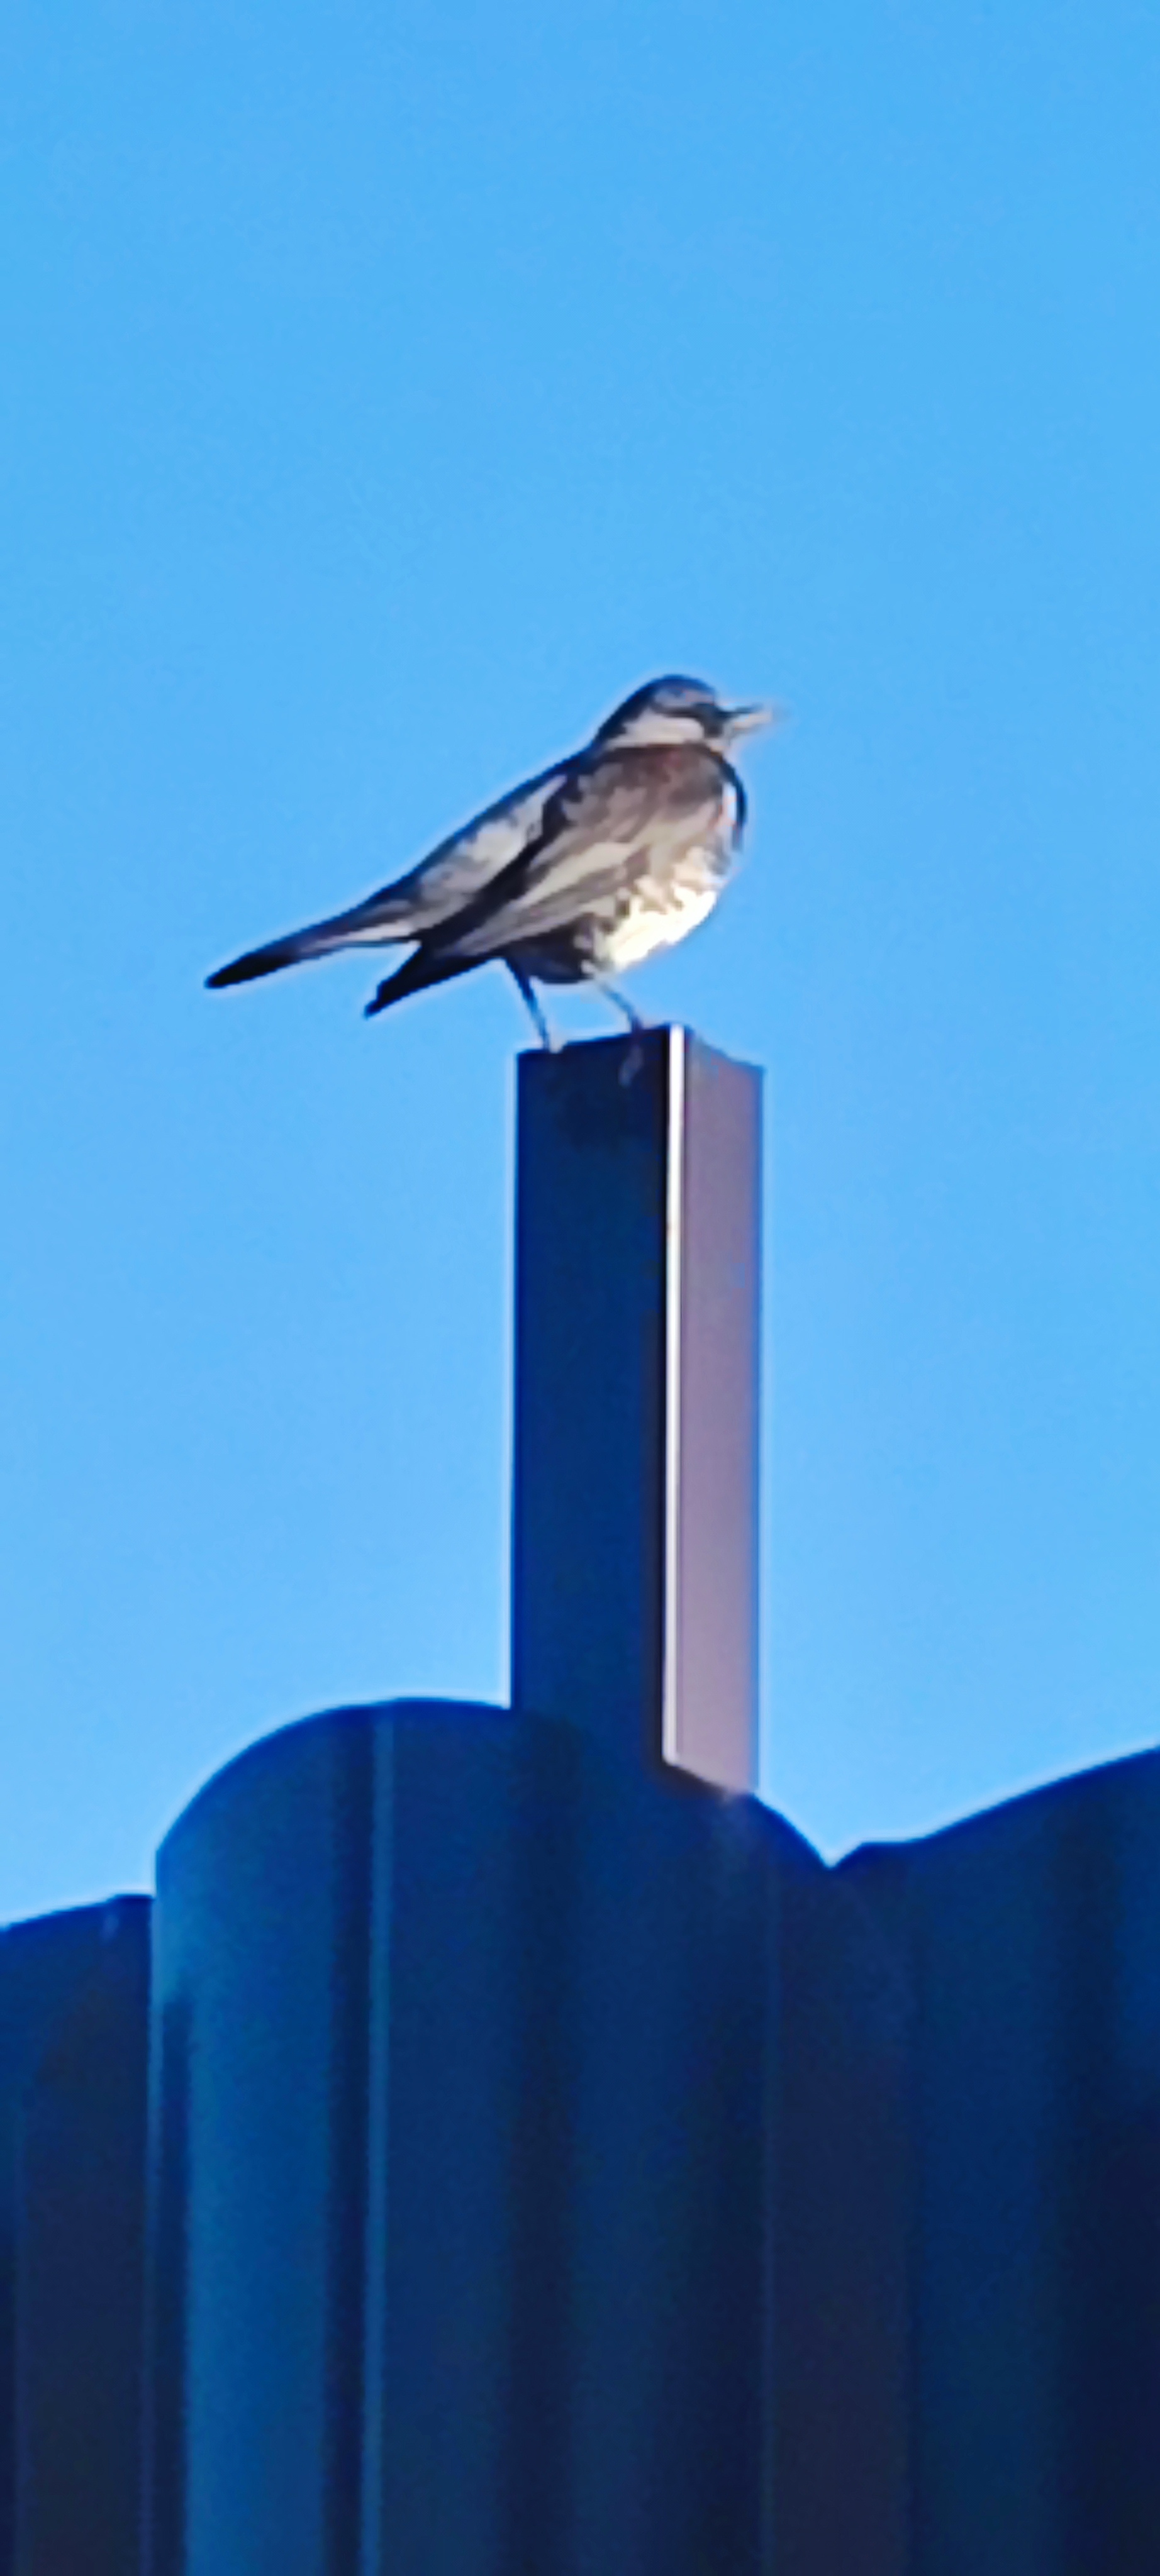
<box><xmin>3</xmin><ymin>0</ymin><xmax>1159</xmax><ymax>1919</ymax></box>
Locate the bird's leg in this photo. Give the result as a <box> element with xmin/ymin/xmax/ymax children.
<box><xmin>599</xmin><ymin>984</ymin><xmax>647</xmax><ymax>1085</ymax></box>
<box><xmin>602</xmin><ymin>984</ymin><xmax>645</xmax><ymax>1035</ymax></box>
<box><xmin>508</xmin><ymin>963</ymin><xmax>557</xmax><ymax>1051</ymax></box>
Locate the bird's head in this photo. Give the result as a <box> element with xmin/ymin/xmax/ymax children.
<box><xmin>593</xmin><ymin>674</ymin><xmax>775</xmax><ymax>753</ymax></box>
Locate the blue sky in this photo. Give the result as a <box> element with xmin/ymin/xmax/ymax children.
<box><xmin>3</xmin><ymin>0</ymin><xmax>1159</xmax><ymax>1918</ymax></box>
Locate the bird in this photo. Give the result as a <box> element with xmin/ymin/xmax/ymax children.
<box><xmin>206</xmin><ymin>675</ymin><xmax>774</xmax><ymax>1046</ymax></box>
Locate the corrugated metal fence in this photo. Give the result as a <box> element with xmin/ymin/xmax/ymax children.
<box><xmin>3</xmin><ymin>1714</ymin><xmax>1159</xmax><ymax>2572</ymax></box>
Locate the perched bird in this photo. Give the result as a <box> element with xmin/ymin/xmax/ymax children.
<box><xmin>206</xmin><ymin>675</ymin><xmax>774</xmax><ymax>1046</ymax></box>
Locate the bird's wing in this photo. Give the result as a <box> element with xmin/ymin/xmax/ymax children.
<box><xmin>427</xmin><ymin>750</ymin><xmax>729</xmax><ymax>960</ymax></box>
<box><xmin>326</xmin><ymin>760</ymin><xmax>572</xmax><ymax>944</ymax></box>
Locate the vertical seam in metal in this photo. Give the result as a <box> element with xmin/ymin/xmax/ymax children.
<box><xmin>662</xmin><ymin>1026</ymin><xmax>686</xmax><ymax>1765</ymax></box>
<box><xmin>359</xmin><ymin>1727</ymin><xmax>393</xmax><ymax>2576</ymax></box>
<box><xmin>322</xmin><ymin>1729</ymin><xmax>375</xmax><ymax>2575</ymax></box>
<box><xmin>507</xmin><ymin>1053</ymin><xmax>525</xmax><ymax>1714</ymax></box>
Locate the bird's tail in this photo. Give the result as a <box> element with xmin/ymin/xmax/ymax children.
<box><xmin>206</xmin><ymin>929</ymin><xmax>321</xmax><ymax>989</ymax></box>
<box><xmin>204</xmin><ymin>877</ymin><xmax>443</xmax><ymax>989</ymax></box>
<box><xmin>204</xmin><ymin>895</ymin><xmax>405</xmax><ymax>987</ymax></box>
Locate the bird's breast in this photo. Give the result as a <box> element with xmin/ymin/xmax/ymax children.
<box><xmin>593</xmin><ymin>855</ymin><xmax>727</xmax><ymax>971</ymax></box>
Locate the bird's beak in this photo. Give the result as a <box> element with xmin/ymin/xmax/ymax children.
<box><xmin>724</xmin><ymin>701</ymin><xmax>779</xmax><ymax>737</ymax></box>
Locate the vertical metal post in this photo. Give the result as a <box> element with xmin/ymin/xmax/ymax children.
<box><xmin>511</xmin><ymin>1026</ymin><xmax>762</xmax><ymax>1795</ymax></box>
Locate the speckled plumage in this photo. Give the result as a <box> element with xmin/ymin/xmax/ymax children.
<box><xmin>207</xmin><ymin>676</ymin><xmax>772</xmax><ymax>1044</ymax></box>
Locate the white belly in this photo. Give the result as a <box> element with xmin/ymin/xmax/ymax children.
<box><xmin>600</xmin><ymin>868</ymin><xmax>725</xmax><ymax>972</ymax></box>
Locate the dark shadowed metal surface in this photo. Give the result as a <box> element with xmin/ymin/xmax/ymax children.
<box><xmin>765</xmin><ymin>1822</ymin><xmax>912</xmax><ymax>2575</ymax></box>
<box><xmin>845</xmin><ymin>1745</ymin><xmax>1160</xmax><ymax>2576</ymax></box>
<box><xmin>0</xmin><ymin>1897</ymin><xmax>150</xmax><ymax>2576</ymax></box>
<box><xmin>512</xmin><ymin>1026</ymin><xmax>761</xmax><ymax>1793</ymax></box>
<box><xmin>145</xmin><ymin>1699</ymin><xmax>778</xmax><ymax>2576</ymax></box>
